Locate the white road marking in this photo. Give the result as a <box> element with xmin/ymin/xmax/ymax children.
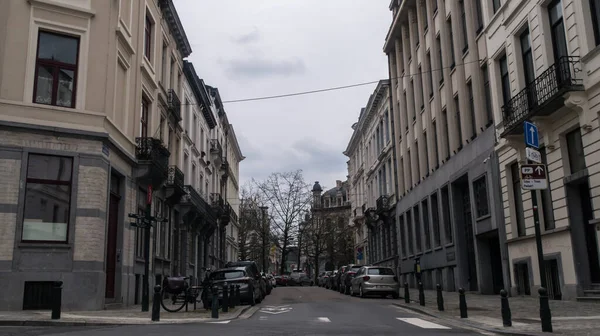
<box><xmin>317</xmin><ymin>317</ymin><xmax>331</xmax><ymax>322</ymax></box>
<box><xmin>396</xmin><ymin>317</ymin><xmax>450</xmax><ymax>329</ymax></box>
<box><xmin>207</xmin><ymin>320</ymin><xmax>231</xmax><ymax>324</ymax></box>
<box><xmin>259</xmin><ymin>316</ymin><xmax>268</xmax><ymax>320</ymax></box>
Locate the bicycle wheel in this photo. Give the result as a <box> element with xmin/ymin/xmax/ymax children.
<box><xmin>160</xmin><ymin>288</ymin><xmax>187</xmax><ymax>312</ymax></box>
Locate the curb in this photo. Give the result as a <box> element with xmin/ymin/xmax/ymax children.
<box><xmin>0</xmin><ymin>305</ymin><xmax>254</xmax><ymax>327</ymax></box>
<box><xmin>392</xmin><ymin>302</ymin><xmax>541</xmax><ymax>336</ymax></box>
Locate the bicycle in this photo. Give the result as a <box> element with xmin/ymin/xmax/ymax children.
<box><xmin>160</xmin><ymin>276</ymin><xmax>204</xmax><ymax>313</ymax></box>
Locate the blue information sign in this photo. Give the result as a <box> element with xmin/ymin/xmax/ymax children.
<box><xmin>524</xmin><ymin>121</ymin><xmax>539</xmax><ymax>149</ymax></box>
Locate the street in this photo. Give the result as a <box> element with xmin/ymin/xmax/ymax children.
<box><xmin>0</xmin><ymin>287</ymin><xmax>489</xmax><ymax>336</ymax></box>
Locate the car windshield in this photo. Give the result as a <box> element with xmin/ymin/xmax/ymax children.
<box><xmin>367</xmin><ymin>268</ymin><xmax>395</xmax><ymax>275</ymax></box>
<box><xmin>210</xmin><ymin>270</ymin><xmax>245</xmax><ymax>280</ymax></box>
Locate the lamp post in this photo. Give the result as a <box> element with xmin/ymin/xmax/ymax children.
<box><xmin>259</xmin><ymin>206</ymin><xmax>269</xmax><ymax>273</ymax></box>
<box><xmin>128</xmin><ymin>187</ymin><xmax>168</xmax><ymax>312</ymax></box>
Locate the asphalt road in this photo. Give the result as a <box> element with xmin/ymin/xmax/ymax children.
<box><xmin>0</xmin><ymin>286</ymin><xmax>490</xmax><ymax>336</ymax></box>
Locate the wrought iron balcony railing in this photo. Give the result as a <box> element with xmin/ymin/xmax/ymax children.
<box><xmin>210</xmin><ymin>139</ymin><xmax>222</xmax><ymax>156</ymax></box>
<box><xmin>501</xmin><ymin>56</ymin><xmax>583</xmax><ymax>137</ymax></box>
<box><xmin>167</xmin><ymin>166</ymin><xmax>184</xmax><ymax>188</ymax></box>
<box><xmin>167</xmin><ymin>89</ymin><xmax>182</xmax><ymax>122</ymax></box>
<box><xmin>221</xmin><ymin>156</ymin><xmax>229</xmax><ymax>171</ymax></box>
<box><xmin>230</xmin><ymin>206</ymin><xmax>238</xmax><ymax>223</ymax></box>
<box><xmin>210</xmin><ymin>193</ymin><xmax>225</xmax><ymax>208</ymax></box>
<box><xmin>135</xmin><ymin>137</ymin><xmax>170</xmax><ymax>173</ymax></box>
<box><xmin>182</xmin><ymin>185</ymin><xmax>213</xmax><ymax>215</ymax></box>
<box><xmin>376</xmin><ymin>195</ymin><xmax>390</xmax><ymax>213</ymax></box>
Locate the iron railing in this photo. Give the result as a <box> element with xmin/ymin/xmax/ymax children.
<box><xmin>501</xmin><ymin>56</ymin><xmax>583</xmax><ymax>136</ymax></box>
<box><xmin>376</xmin><ymin>195</ymin><xmax>390</xmax><ymax>212</ymax></box>
<box><xmin>167</xmin><ymin>89</ymin><xmax>182</xmax><ymax>121</ymax></box>
<box><xmin>210</xmin><ymin>193</ymin><xmax>225</xmax><ymax>208</ymax></box>
<box><xmin>167</xmin><ymin>166</ymin><xmax>184</xmax><ymax>188</ymax></box>
<box><xmin>135</xmin><ymin>137</ymin><xmax>170</xmax><ymax>172</ymax></box>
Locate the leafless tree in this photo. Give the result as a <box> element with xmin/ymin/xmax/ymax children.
<box><xmin>237</xmin><ymin>184</ymin><xmax>262</xmax><ymax>261</ymax></box>
<box><xmin>301</xmin><ymin>212</ymin><xmax>334</xmax><ymax>283</ymax></box>
<box><xmin>254</xmin><ymin>170</ymin><xmax>312</xmax><ymax>275</ymax></box>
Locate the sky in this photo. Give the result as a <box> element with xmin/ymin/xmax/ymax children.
<box><xmin>176</xmin><ymin>0</ymin><xmax>391</xmax><ymax>192</ymax></box>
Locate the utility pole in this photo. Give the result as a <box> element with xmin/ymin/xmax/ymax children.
<box><xmin>259</xmin><ymin>206</ymin><xmax>269</xmax><ymax>273</ymax></box>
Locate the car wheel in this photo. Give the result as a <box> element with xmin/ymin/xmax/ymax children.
<box><xmin>359</xmin><ymin>285</ymin><xmax>365</xmax><ymax>298</ymax></box>
<box><xmin>345</xmin><ymin>285</ymin><xmax>350</xmax><ymax>295</ymax></box>
<box><xmin>250</xmin><ymin>286</ymin><xmax>256</xmax><ymax>306</ymax></box>
<box><xmin>392</xmin><ymin>292</ymin><xmax>399</xmax><ymax>299</ymax></box>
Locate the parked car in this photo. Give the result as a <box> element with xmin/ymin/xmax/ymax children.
<box><xmin>326</xmin><ymin>271</ymin><xmax>338</xmax><ymax>289</ymax></box>
<box><xmin>225</xmin><ymin>261</ymin><xmax>267</xmax><ymax>300</ymax></box>
<box><xmin>274</xmin><ymin>275</ymin><xmax>288</xmax><ymax>286</ymax></box>
<box><xmin>332</xmin><ymin>266</ymin><xmax>348</xmax><ymax>291</ymax></box>
<box><xmin>350</xmin><ymin>266</ymin><xmax>399</xmax><ymax>298</ymax></box>
<box><xmin>340</xmin><ymin>264</ymin><xmax>363</xmax><ymax>294</ymax></box>
<box><xmin>204</xmin><ymin>267</ymin><xmax>262</xmax><ymax>306</ymax></box>
<box><xmin>262</xmin><ymin>272</ymin><xmax>272</xmax><ymax>294</ymax></box>
<box><xmin>267</xmin><ymin>274</ymin><xmax>276</xmax><ymax>288</ymax></box>
<box><xmin>318</xmin><ymin>271</ymin><xmax>332</xmax><ymax>287</ymax></box>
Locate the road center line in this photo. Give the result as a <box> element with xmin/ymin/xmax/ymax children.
<box><xmin>396</xmin><ymin>317</ymin><xmax>450</xmax><ymax>329</ymax></box>
<box><xmin>317</xmin><ymin>317</ymin><xmax>331</xmax><ymax>322</ymax></box>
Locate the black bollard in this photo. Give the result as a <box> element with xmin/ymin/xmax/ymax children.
<box><xmin>404</xmin><ymin>282</ymin><xmax>410</xmax><ymax>303</ymax></box>
<box><xmin>222</xmin><ymin>284</ymin><xmax>229</xmax><ymax>313</ymax></box>
<box><xmin>418</xmin><ymin>282</ymin><xmax>425</xmax><ymax>306</ymax></box>
<box><xmin>500</xmin><ymin>289</ymin><xmax>512</xmax><ymax>327</ymax></box>
<box><xmin>235</xmin><ymin>285</ymin><xmax>241</xmax><ymax>306</ymax></box>
<box><xmin>459</xmin><ymin>288</ymin><xmax>468</xmax><ymax>318</ymax></box>
<box><xmin>151</xmin><ymin>285</ymin><xmax>161</xmax><ymax>321</ymax></box>
<box><xmin>538</xmin><ymin>287</ymin><xmax>553</xmax><ymax>332</ymax></box>
<box><xmin>51</xmin><ymin>281</ymin><xmax>63</xmax><ymax>320</ymax></box>
<box><xmin>436</xmin><ymin>284</ymin><xmax>444</xmax><ymax>311</ymax></box>
<box><xmin>211</xmin><ymin>286</ymin><xmax>219</xmax><ymax>319</ymax></box>
<box><xmin>229</xmin><ymin>285</ymin><xmax>235</xmax><ymax>309</ymax></box>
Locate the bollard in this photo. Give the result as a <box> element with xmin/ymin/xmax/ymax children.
<box><xmin>538</xmin><ymin>287</ymin><xmax>553</xmax><ymax>332</ymax></box>
<box><xmin>229</xmin><ymin>285</ymin><xmax>235</xmax><ymax>309</ymax></box>
<box><xmin>418</xmin><ymin>282</ymin><xmax>425</xmax><ymax>306</ymax></box>
<box><xmin>459</xmin><ymin>288</ymin><xmax>468</xmax><ymax>318</ymax></box>
<box><xmin>211</xmin><ymin>286</ymin><xmax>219</xmax><ymax>319</ymax></box>
<box><xmin>51</xmin><ymin>281</ymin><xmax>63</xmax><ymax>320</ymax></box>
<box><xmin>151</xmin><ymin>285</ymin><xmax>161</xmax><ymax>321</ymax></box>
<box><xmin>222</xmin><ymin>284</ymin><xmax>229</xmax><ymax>313</ymax></box>
<box><xmin>500</xmin><ymin>289</ymin><xmax>512</xmax><ymax>327</ymax></box>
<box><xmin>235</xmin><ymin>285</ymin><xmax>241</xmax><ymax>306</ymax></box>
<box><xmin>436</xmin><ymin>284</ymin><xmax>444</xmax><ymax>311</ymax></box>
<box><xmin>404</xmin><ymin>282</ymin><xmax>410</xmax><ymax>303</ymax></box>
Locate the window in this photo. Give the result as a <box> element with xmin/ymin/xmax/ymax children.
<box><xmin>455</xmin><ymin>97</ymin><xmax>463</xmax><ymax>147</ymax></box>
<box><xmin>169</xmin><ymin>58</ymin><xmax>175</xmax><ymax>90</ymax></box>
<box><xmin>406</xmin><ymin>210</ymin><xmax>414</xmax><ymax>254</ymax></box>
<box><xmin>433</xmin><ymin>0</ymin><xmax>438</xmax><ymax>13</ymax></box>
<box><xmin>510</xmin><ymin>162</ymin><xmax>526</xmax><ymax>237</ymax></box>
<box><xmin>482</xmin><ymin>64</ymin><xmax>493</xmax><ymax>125</ymax></box>
<box><xmin>442</xmin><ymin>185</ymin><xmax>453</xmax><ymax>243</ymax></box>
<box><xmin>418</xmin><ymin>66</ymin><xmax>425</xmax><ymax>109</ymax></box>
<box><xmin>492</xmin><ymin>0</ymin><xmax>501</xmax><ymax>14</ymax></box>
<box><xmin>499</xmin><ymin>55</ymin><xmax>511</xmax><ymax>106</ymax></box>
<box><xmin>384</xmin><ymin>110</ymin><xmax>390</xmax><ymax>144</ymax></box>
<box><xmin>399</xmin><ymin>214</ymin><xmax>407</xmax><ymax>257</ymax></box>
<box><xmin>161</xmin><ymin>43</ymin><xmax>167</xmax><ymax>83</ymax></box>
<box><xmin>422</xmin><ymin>1</ymin><xmax>429</xmax><ymax>31</ymax></box>
<box><xmin>140</xmin><ymin>98</ymin><xmax>149</xmax><ymax>138</ymax></box>
<box><xmin>423</xmin><ymin>131</ymin><xmax>429</xmax><ymax>172</ymax></box>
<box><xmin>448</xmin><ymin>19</ymin><xmax>456</xmax><ymax>68</ymax></box>
<box><xmin>33</xmin><ymin>31</ymin><xmax>80</xmax><ymax>108</ymax></box>
<box><xmin>473</xmin><ymin>176</ymin><xmax>490</xmax><ymax>218</ymax></box>
<box><xmin>468</xmin><ymin>83</ymin><xmax>476</xmax><ymax>137</ymax></box>
<box><xmin>22</xmin><ymin>155</ymin><xmax>73</xmax><ymax>242</ymax></box>
<box><xmin>414</xmin><ymin>204</ymin><xmax>422</xmax><ymax>252</ymax></box>
<box><xmin>144</xmin><ymin>14</ymin><xmax>153</xmax><ymax>61</ymax></box>
<box><xmin>431</xmin><ymin>192</ymin><xmax>441</xmax><ymax>247</ymax></box>
<box><xmin>566</xmin><ymin>128</ymin><xmax>586</xmax><ymax>174</ymax></box>
<box><xmin>422</xmin><ymin>199</ymin><xmax>431</xmax><ymax>250</ymax></box>
<box><xmin>548</xmin><ymin>0</ymin><xmax>568</xmax><ymax>62</ymax></box>
<box><xmin>438</xmin><ymin>37</ymin><xmax>444</xmax><ymax>84</ymax></box>
<box><xmin>520</xmin><ymin>28</ymin><xmax>535</xmax><ymax>85</ymax></box>
<box><xmin>192</xmin><ymin>114</ymin><xmax>197</xmax><ymax>144</ymax></box>
<box><xmin>432</xmin><ymin>120</ymin><xmax>439</xmax><ymax>165</ymax></box>
<box><xmin>442</xmin><ymin>109</ymin><xmax>450</xmax><ymax>157</ymax></box>
<box><xmin>427</xmin><ymin>53</ymin><xmax>434</xmax><ymax>98</ymax></box>
<box><xmin>475</xmin><ymin>0</ymin><xmax>484</xmax><ymax>33</ymax></box>
<box><xmin>159</xmin><ymin>115</ymin><xmax>165</xmax><ymax>141</ymax></box>
<box><xmin>414</xmin><ymin>21</ymin><xmax>420</xmax><ymax>47</ymax></box>
<box><xmin>460</xmin><ymin>1</ymin><xmax>468</xmax><ymax>52</ymax></box>
<box><xmin>591</xmin><ymin>0</ymin><xmax>600</xmax><ymax>46</ymax></box>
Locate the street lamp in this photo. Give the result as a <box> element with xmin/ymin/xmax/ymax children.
<box><xmin>259</xmin><ymin>206</ymin><xmax>269</xmax><ymax>274</ymax></box>
<box><xmin>128</xmin><ymin>204</ymin><xmax>168</xmax><ymax>312</ymax></box>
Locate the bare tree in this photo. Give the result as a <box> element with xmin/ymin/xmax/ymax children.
<box><xmin>238</xmin><ymin>184</ymin><xmax>262</xmax><ymax>261</ymax></box>
<box><xmin>302</xmin><ymin>212</ymin><xmax>333</xmax><ymax>283</ymax></box>
<box><xmin>254</xmin><ymin>170</ymin><xmax>312</xmax><ymax>275</ymax></box>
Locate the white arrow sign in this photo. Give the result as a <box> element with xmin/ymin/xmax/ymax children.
<box><xmin>535</xmin><ymin>166</ymin><xmax>544</xmax><ymax>174</ymax></box>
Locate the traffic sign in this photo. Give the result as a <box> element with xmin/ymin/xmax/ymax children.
<box><xmin>524</xmin><ymin>121</ymin><xmax>539</xmax><ymax>149</ymax></box>
<box><xmin>520</xmin><ymin>164</ymin><xmax>548</xmax><ymax>190</ymax></box>
<box><xmin>526</xmin><ymin>147</ymin><xmax>542</xmax><ymax>163</ymax></box>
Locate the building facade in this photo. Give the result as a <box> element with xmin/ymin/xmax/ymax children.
<box><xmin>0</xmin><ymin>0</ymin><xmax>242</xmax><ymax>311</ymax></box>
<box><xmin>381</xmin><ymin>0</ymin><xmax>508</xmax><ymax>294</ymax></box>
<box><xmin>485</xmin><ymin>0</ymin><xmax>600</xmax><ymax>300</ymax></box>
<box><xmin>345</xmin><ymin>80</ymin><xmax>398</xmax><ymax>269</ymax></box>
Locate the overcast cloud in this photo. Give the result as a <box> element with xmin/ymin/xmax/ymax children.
<box><xmin>176</xmin><ymin>0</ymin><xmax>390</xmax><ymax>192</ymax></box>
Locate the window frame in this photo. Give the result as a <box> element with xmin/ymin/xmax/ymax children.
<box><xmin>21</xmin><ymin>154</ymin><xmax>74</xmax><ymax>244</ymax></box>
<box><xmin>492</xmin><ymin>0</ymin><xmax>501</xmax><ymax>14</ymax></box>
<box><xmin>473</xmin><ymin>175</ymin><xmax>490</xmax><ymax>219</ymax></box>
<box><xmin>141</xmin><ymin>98</ymin><xmax>149</xmax><ymax>138</ymax></box>
<box><xmin>32</xmin><ymin>30</ymin><xmax>80</xmax><ymax>109</ymax></box>
<box><xmin>144</xmin><ymin>14</ymin><xmax>153</xmax><ymax>61</ymax></box>
<box><xmin>591</xmin><ymin>0</ymin><xmax>600</xmax><ymax>46</ymax></box>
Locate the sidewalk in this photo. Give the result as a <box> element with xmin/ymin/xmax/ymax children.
<box><xmin>0</xmin><ymin>304</ymin><xmax>254</xmax><ymax>326</ymax></box>
<box><xmin>394</xmin><ymin>288</ymin><xmax>600</xmax><ymax>336</ymax></box>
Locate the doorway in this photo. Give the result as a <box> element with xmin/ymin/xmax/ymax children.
<box><xmin>105</xmin><ymin>179</ymin><xmax>121</xmax><ymax>299</ymax></box>
<box><xmin>488</xmin><ymin>233</ymin><xmax>504</xmax><ymax>294</ymax></box>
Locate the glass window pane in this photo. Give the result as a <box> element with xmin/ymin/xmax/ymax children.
<box><xmin>56</xmin><ymin>69</ymin><xmax>74</xmax><ymax>107</ymax></box>
<box><xmin>27</xmin><ymin>155</ymin><xmax>73</xmax><ymax>181</ymax></box>
<box><xmin>22</xmin><ymin>183</ymin><xmax>70</xmax><ymax>242</ymax></box>
<box><xmin>35</xmin><ymin>65</ymin><xmax>53</xmax><ymax>105</ymax></box>
<box><xmin>38</xmin><ymin>32</ymin><xmax>79</xmax><ymax>65</ymax></box>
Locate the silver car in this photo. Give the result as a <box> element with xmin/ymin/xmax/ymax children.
<box><xmin>350</xmin><ymin>266</ymin><xmax>400</xmax><ymax>298</ymax></box>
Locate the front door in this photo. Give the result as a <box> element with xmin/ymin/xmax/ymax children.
<box><xmin>105</xmin><ymin>193</ymin><xmax>120</xmax><ymax>298</ymax></box>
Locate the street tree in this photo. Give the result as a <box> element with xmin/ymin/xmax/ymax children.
<box><xmin>301</xmin><ymin>212</ymin><xmax>333</xmax><ymax>283</ymax></box>
<box><xmin>254</xmin><ymin>170</ymin><xmax>312</xmax><ymax>275</ymax></box>
<box><xmin>238</xmin><ymin>184</ymin><xmax>263</xmax><ymax>261</ymax></box>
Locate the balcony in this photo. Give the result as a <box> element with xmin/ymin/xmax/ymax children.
<box><xmin>167</xmin><ymin>89</ymin><xmax>182</xmax><ymax>122</ymax></box>
<box><xmin>210</xmin><ymin>139</ymin><xmax>222</xmax><ymax>156</ymax></box>
<box><xmin>134</xmin><ymin>137</ymin><xmax>170</xmax><ymax>188</ymax></box>
<box><xmin>500</xmin><ymin>56</ymin><xmax>584</xmax><ymax>137</ymax></box>
<box><xmin>165</xmin><ymin>166</ymin><xmax>186</xmax><ymax>204</ymax></box>
<box><xmin>376</xmin><ymin>195</ymin><xmax>390</xmax><ymax>214</ymax></box>
<box><xmin>210</xmin><ymin>193</ymin><xmax>231</xmax><ymax>225</ymax></box>
<box><xmin>181</xmin><ymin>185</ymin><xmax>217</xmax><ymax>231</ymax></box>
<box><xmin>220</xmin><ymin>157</ymin><xmax>229</xmax><ymax>178</ymax></box>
